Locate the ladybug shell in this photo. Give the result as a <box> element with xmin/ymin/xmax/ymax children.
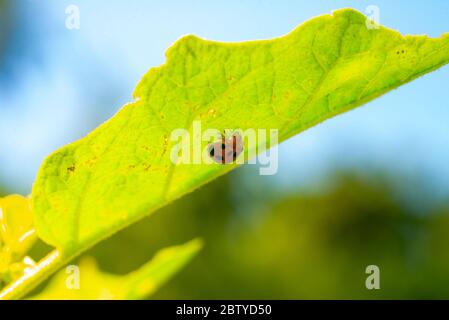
<box><xmin>208</xmin><ymin>133</ymin><xmax>243</xmax><ymax>164</ymax></box>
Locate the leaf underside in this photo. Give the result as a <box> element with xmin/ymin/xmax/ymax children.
<box><xmin>32</xmin><ymin>8</ymin><xmax>449</xmax><ymax>251</ymax></box>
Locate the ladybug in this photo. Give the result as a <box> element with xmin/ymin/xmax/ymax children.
<box><xmin>208</xmin><ymin>132</ymin><xmax>244</xmax><ymax>164</ymax></box>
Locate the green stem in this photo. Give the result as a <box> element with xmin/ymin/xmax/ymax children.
<box><xmin>0</xmin><ymin>249</ymin><xmax>72</xmax><ymax>300</ymax></box>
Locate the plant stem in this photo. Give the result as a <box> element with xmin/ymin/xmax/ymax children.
<box><xmin>0</xmin><ymin>249</ymin><xmax>71</xmax><ymax>300</ymax></box>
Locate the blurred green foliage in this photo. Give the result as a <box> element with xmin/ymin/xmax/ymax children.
<box><xmin>85</xmin><ymin>169</ymin><xmax>449</xmax><ymax>299</ymax></box>
<box><xmin>3</xmin><ymin>168</ymin><xmax>449</xmax><ymax>299</ymax></box>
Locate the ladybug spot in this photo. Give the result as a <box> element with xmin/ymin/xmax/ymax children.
<box><xmin>221</xmin><ymin>143</ymin><xmax>226</xmax><ymax>150</ymax></box>
<box><xmin>209</xmin><ymin>147</ymin><xmax>215</xmax><ymax>157</ymax></box>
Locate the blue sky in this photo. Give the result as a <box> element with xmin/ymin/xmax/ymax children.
<box><xmin>0</xmin><ymin>0</ymin><xmax>449</xmax><ymax>199</ymax></box>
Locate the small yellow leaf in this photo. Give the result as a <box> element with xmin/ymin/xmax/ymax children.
<box><xmin>0</xmin><ymin>195</ymin><xmax>35</xmax><ymax>257</ymax></box>
<box><xmin>0</xmin><ymin>195</ymin><xmax>37</xmax><ymax>286</ymax></box>
<box><xmin>30</xmin><ymin>239</ymin><xmax>202</xmax><ymax>300</ymax></box>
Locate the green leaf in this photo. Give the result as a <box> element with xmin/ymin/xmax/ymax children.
<box><xmin>29</xmin><ymin>239</ymin><xmax>202</xmax><ymax>300</ymax></box>
<box><xmin>0</xmin><ymin>195</ymin><xmax>37</xmax><ymax>286</ymax></box>
<box><xmin>33</xmin><ymin>8</ymin><xmax>449</xmax><ymax>253</ymax></box>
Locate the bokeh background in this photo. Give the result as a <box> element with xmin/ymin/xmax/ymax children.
<box><xmin>1</xmin><ymin>0</ymin><xmax>449</xmax><ymax>298</ymax></box>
